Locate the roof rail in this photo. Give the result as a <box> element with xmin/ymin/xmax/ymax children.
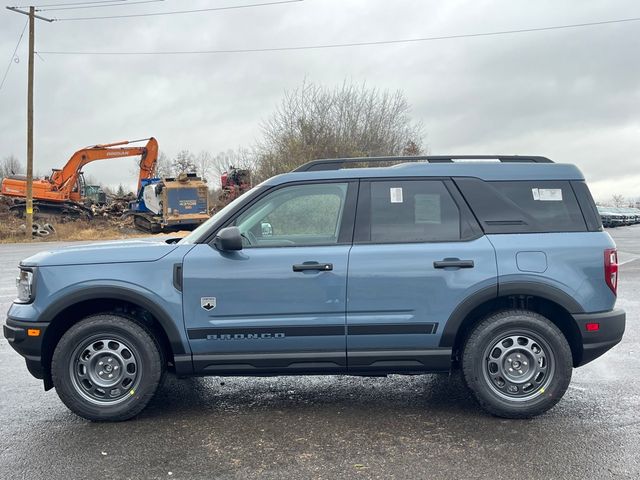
<box><xmin>293</xmin><ymin>155</ymin><xmax>554</xmax><ymax>172</ymax></box>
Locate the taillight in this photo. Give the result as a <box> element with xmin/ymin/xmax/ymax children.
<box><xmin>604</xmin><ymin>248</ymin><xmax>618</xmax><ymax>295</ymax></box>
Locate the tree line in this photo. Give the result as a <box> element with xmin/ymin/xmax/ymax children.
<box><xmin>2</xmin><ymin>79</ymin><xmax>639</xmax><ymax>207</ymax></box>
<box><xmin>151</xmin><ymin>80</ymin><xmax>426</xmax><ymax>189</ymax></box>
<box><xmin>1</xmin><ymin>79</ymin><xmax>426</xmax><ymax>194</ymax></box>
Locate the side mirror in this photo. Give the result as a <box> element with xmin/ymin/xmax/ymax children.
<box><xmin>213</xmin><ymin>226</ymin><xmax>243</xmax><ymax>251</ymax></box>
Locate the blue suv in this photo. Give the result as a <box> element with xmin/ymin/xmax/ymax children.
<box><xmin>4</xmin><ymin>155</ymin><xmax>626</xmax><ymax>421</ymax></box>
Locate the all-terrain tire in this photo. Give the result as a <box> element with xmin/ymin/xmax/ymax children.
<box><xmin>51</xmin><ymin>314</ymin><xmax>164</xmax><ymax>421</ymax></box>
<box><xmin>462</xmin><ymin>310</ymin><xmax>573</xmax><ymax>419</ymax></box>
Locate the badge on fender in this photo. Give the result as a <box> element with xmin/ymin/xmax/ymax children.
<box><xmin>201</xmin><ymin>297</ymin><xmax>216</xmax><ymax>311</ymax></box>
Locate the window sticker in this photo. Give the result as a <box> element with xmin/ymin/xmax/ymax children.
<box><xmin>390</xmin><ymin>187</ymin><xmax>404</xmax><ymax>203</ymax></box>
<box><xmin>532</xmin><ymin>188</ymin><xmax>563</xmax><ymax>201</ymax></box>
<box><xmin>415</xmin><ymin>194</ymin><xmax>441</xmax><ymax>223</ymax></box>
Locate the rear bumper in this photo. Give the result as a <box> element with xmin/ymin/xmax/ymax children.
<box><xmin>573</xmin><ymin>309</ymin><xmax>626</xmax><ymax>366</ymax></box>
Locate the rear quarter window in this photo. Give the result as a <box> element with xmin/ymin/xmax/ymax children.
<box><xmin>455</xmin><ymin>178</ymin><xmax>587</xmax><ymax>233</ymax></box>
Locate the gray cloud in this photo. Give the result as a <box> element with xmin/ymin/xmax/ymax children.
<box><xmin>1</xmin><ymin>0</ymin><xmax>638</xmax><ymax>201</ymax></box>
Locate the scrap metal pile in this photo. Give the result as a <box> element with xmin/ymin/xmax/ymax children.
<box><xmin>0</xmin><ymin>193</ymin><xmax>137</xmax><ymax>238</ymax></box>
<box><xmin>0</xmin><ymin>194</ymin><xmax>12</xmax><ymax>213</ymax></box>
<box><xmin>89</xmin><ymin>193</ymin><xmax>135</xmax><ymax>221</ymax></box>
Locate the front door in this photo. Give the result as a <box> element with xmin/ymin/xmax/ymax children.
<box><xmin>182</xmin><ymin>181</ymin><xmax>357</xmax><ymax>374</ymax></box>
<box><xmin>346</xmin><ymin>179</ymin><xmax>497</xmax><ymax>373</ymax></box>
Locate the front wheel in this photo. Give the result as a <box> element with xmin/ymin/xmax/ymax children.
<box><xmin>462</xmin><ymin>310</ymin><xmax>573</xmax><ymax>418</ymax></box>
<box><xmin>51</xmin><ymin>314</ymin><xmax>164</xmax><ymax>421</ymax></box>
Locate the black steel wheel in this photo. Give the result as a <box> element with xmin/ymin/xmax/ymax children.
<box><xmin>462</xmin><ymin>310</ymin><xmax>572</xmax><ymax>418</ymax></box>
<box><xmin>52</xmin><ymin>314</ymin><xmax>164</xmax><ymax>421</ymax></box>
<box><xmin>482</xmin><ymin>332</ymin><xmax>555</xmax><ymax>401</ymax></box>
<box><xmin>69</xmin><ymin>335</ymin><xmax>142</xmax><ymax>405</ymax></box>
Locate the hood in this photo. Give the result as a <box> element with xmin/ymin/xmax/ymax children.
<box><xmin>21</xmin><ymin>239</ymin><xmax>180</xmax><ymax>267</ymax></box>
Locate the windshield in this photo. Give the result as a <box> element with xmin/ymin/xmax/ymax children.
<box><xmin>179</xmin><ymin>187</ymin><xmax>262</xmax><ymax>244</ymax></box>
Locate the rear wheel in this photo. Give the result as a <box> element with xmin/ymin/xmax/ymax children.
<box><xmin>51</xmin><ymin>314</ymin><xmax>164</xmax><ymax>421</ymax></box>
<box><xmin>462</xmin><ymin>310</ymin><xmax>573</xmax><ymax>418</ymax></box>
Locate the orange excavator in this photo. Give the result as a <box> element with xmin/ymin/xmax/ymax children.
<box><xmin>1</xmin><ymin>137</ymin><xmax>158</xmax><ymax>218</ymax></box>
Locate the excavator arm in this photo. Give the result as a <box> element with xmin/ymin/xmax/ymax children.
<box><xmin>49</xmin><ymin>137</ymin><xmax>158</xmax><ymax>195</ymax></box>
<box><xmin>136</xmin><ymin>137</ymin><xmax>159</xmax><ymax>191</ymax></box>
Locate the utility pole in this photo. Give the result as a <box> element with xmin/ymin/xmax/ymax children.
<box><xmin>26</xmin><ymin>7</ymin><xmax>34</xmax><ymax>239</ymax></box>
<box><xmin>6</xmin><ymin>6</ymin><xmax>53</xmax><ymax>239</ymax></box>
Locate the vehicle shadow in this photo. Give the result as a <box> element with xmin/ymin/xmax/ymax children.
<box><xmin>142</xmin><ymin>371</ymin><xmax>483</xmax><ymax>420</ymax></box>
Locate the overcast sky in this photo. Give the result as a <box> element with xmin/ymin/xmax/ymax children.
<box><xmin>0</xmin><ymin>0</ymin><xmax>639</xmax><ymax>201</ymax></box>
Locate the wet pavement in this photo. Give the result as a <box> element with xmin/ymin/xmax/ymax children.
<box><xmin>0</xmin><ymin>230</ymin><xmax>638</xmax><ymax>479</ymax></box>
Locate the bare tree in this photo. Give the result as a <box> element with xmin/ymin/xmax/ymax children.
<box><xmin>402</xmin><ymin>140</ymin><xmax>422</xmax><ymax>156</ymax></box>
<box><xmin>155</xmin><ymin>151</ymin><xmax>173</xmax><ymax>178</ymax></box>
<box><xmin>196</xmin><ymin>150</ymin><xmax>214</xmax><ymax>182</ymax></box>
<box><xmin>211</xmin><ymin>150</ymin><xmax>235</xmax><ymax>178</ymax></box>
<box><xmin>611</xmin><ymin>194</ymin><xmax>626</xmax><ymax>207</ymax></box>
<box><xmin>254</xmin><ymin>80</ymin><xmax>425</xmax><ymax>181</ymax></box>
<box><xmin>212</xmin><ymin>148</ymin><xmax>256</xmax><ymax>177</ymax></box>
<box><xmin>83</xmin><ymin>174</ymin><xmax>99</xmax><ymax>186</ymax></box>
<box><xmin>0</xmin><ymin>155</ymin><xmax>23</xmax><ymax>179</ymax></box>
<box><xmin>172</xmin><ymin>150</ymin><xmax>196</xmax><ymax>175</ymax></box>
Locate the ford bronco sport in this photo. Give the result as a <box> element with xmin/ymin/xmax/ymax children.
<box><xmin>4</xmin><ymin>155</ymin><xmax>626</xmax><ymax>421</ymax></box>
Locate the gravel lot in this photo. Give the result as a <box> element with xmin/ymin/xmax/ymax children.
<box><xmin>0</xmin><ymin>229</ymin><xmax>638</xmax><ymax>480</ymax></box>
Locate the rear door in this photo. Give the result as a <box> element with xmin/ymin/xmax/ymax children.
<box><xmin>182</xmin><ymin>181</ymin><xmax>357</xmax><ymax>374</ymax></box>
<box><xmin>346</xmin><ymin>178</ymin><xmax>498</xmax><ymax>373</ymax></box>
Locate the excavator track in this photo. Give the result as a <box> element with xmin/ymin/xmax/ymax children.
<box><xmin>130</xmin><ymin>212</ymin><xmax>162</xmax><ymax>233</ymax></box>
<box><xmin>8</xmin><ymin>199</ymin><xmax>92</xmax><ymax>220</ymax></box>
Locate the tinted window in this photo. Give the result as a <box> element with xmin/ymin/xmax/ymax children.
<box><xmin>365</xmin><ymin>180</ymin><xmax>461</xmax><ymax>243</ymax></box>
<box><xmin>233</xmin><ymin>183</ymin><xmax>348</xmax><ymax>247</ymax></box>
<box><xmin>572</xmin><ymin>180</ymin><xmax>603</xmax><ymax>231</ymax></box>
<box><xmin>455</xmin><ymin>178</ymin><xmax>587</xmax><ymax>233</ymax></box>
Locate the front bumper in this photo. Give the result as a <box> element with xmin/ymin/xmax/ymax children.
<box><xmin>3</xmin><ymin>318</ymin><xmax>49</xmax><ymax>379</ymax></box>
<box><xmin>573</xmin><ymin>309</ymin><xmax>626</xmax><ymax>366</ymax></box>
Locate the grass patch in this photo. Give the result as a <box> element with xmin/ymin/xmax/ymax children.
<box><xmin>0</xmin><ymin>216</ymin><xmax>186</xmax><ymax>244</ymax></box>
<box><xmin>48</xmin><ymin>221</ymin><xmax>146</xmax><ymax>242</ymax></box>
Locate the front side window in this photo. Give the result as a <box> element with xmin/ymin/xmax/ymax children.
<box><xmin>365</xmin><ymin>180</ymin><xmax>461</xmax><ymax>243</ymax></box>
<box><xmin>233</xmin><ymin>183</ymin><xmax>349</xmax><ymax>247</ymax></box>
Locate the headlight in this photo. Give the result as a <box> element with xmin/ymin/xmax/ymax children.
<box><xmin>16</xmin><ymin>269</ymin><xmax>34</xmax><ymax>303</ymax></box>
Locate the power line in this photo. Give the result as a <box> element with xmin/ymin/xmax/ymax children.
<box><xmin>0</xmin><ymin>19</ymin><xmax>28</xmax><ymax>91</ymax></box>
<box><xmin>53</xmin><ymin>0</ymin><xmax>303</xmax><ymax>21</ymax></box>
<box><xmin>38</xmin><ymin>15</ymin><xmax>640</xmax><ymax>56</ymax></box>
<box><xmin>39</xmin><ymin>0</ymin><xmax>165</xmax><ymax>12</ymax></box>
<box><xmin>23</xmin><ymin>0</ymin><xmax>127</xmax><ymax>7</ymax></box>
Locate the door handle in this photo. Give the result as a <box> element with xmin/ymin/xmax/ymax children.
<box><xmin>293</xmin><ymin>262</ymin><xmax>333</xmax><ymax>272</ymax></box>
<box><xmin>433</xmin><ymin>259</ymin><xmax>475</xmax><ymax>269</ymax></box>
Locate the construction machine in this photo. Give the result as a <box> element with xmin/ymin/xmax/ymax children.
<box><xmin>220</xmin><ymin>166</ymin><xmax>251</xmax><ymax>203</ymax></box>
<box><xmin>84</xmin><ymin>185</ymin><xmax>107</xmax><ymax>205</ymax></box>
<box><xmin>1</xmin><ymin>138</ymin><xmax>158</xmax><ymax>218</ymax></box>
<box><xmin>127</xmin><ymin>173</ymin><xmax>210</xmax><ymax>233</ymax></box>
<box><xmin>207</xmin><ymin>166</ymin><xmax>251</xmax><ymax>214</ymax></box>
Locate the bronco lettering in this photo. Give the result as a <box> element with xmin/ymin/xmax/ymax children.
<box><xmin>206</xmin><ymin>332</ymin><xmax>286</xmax><ymax>340</ymax></box>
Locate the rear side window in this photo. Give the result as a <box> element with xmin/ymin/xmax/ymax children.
<box><xmin>455</xmin><ymin>178</ymin><xmax>587</xmax><ymax>233</ymax></box>
<box><xmin>362</xmin><ymin>180</ymin><xmax>462</xmax><ymax>243</ymax></box>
